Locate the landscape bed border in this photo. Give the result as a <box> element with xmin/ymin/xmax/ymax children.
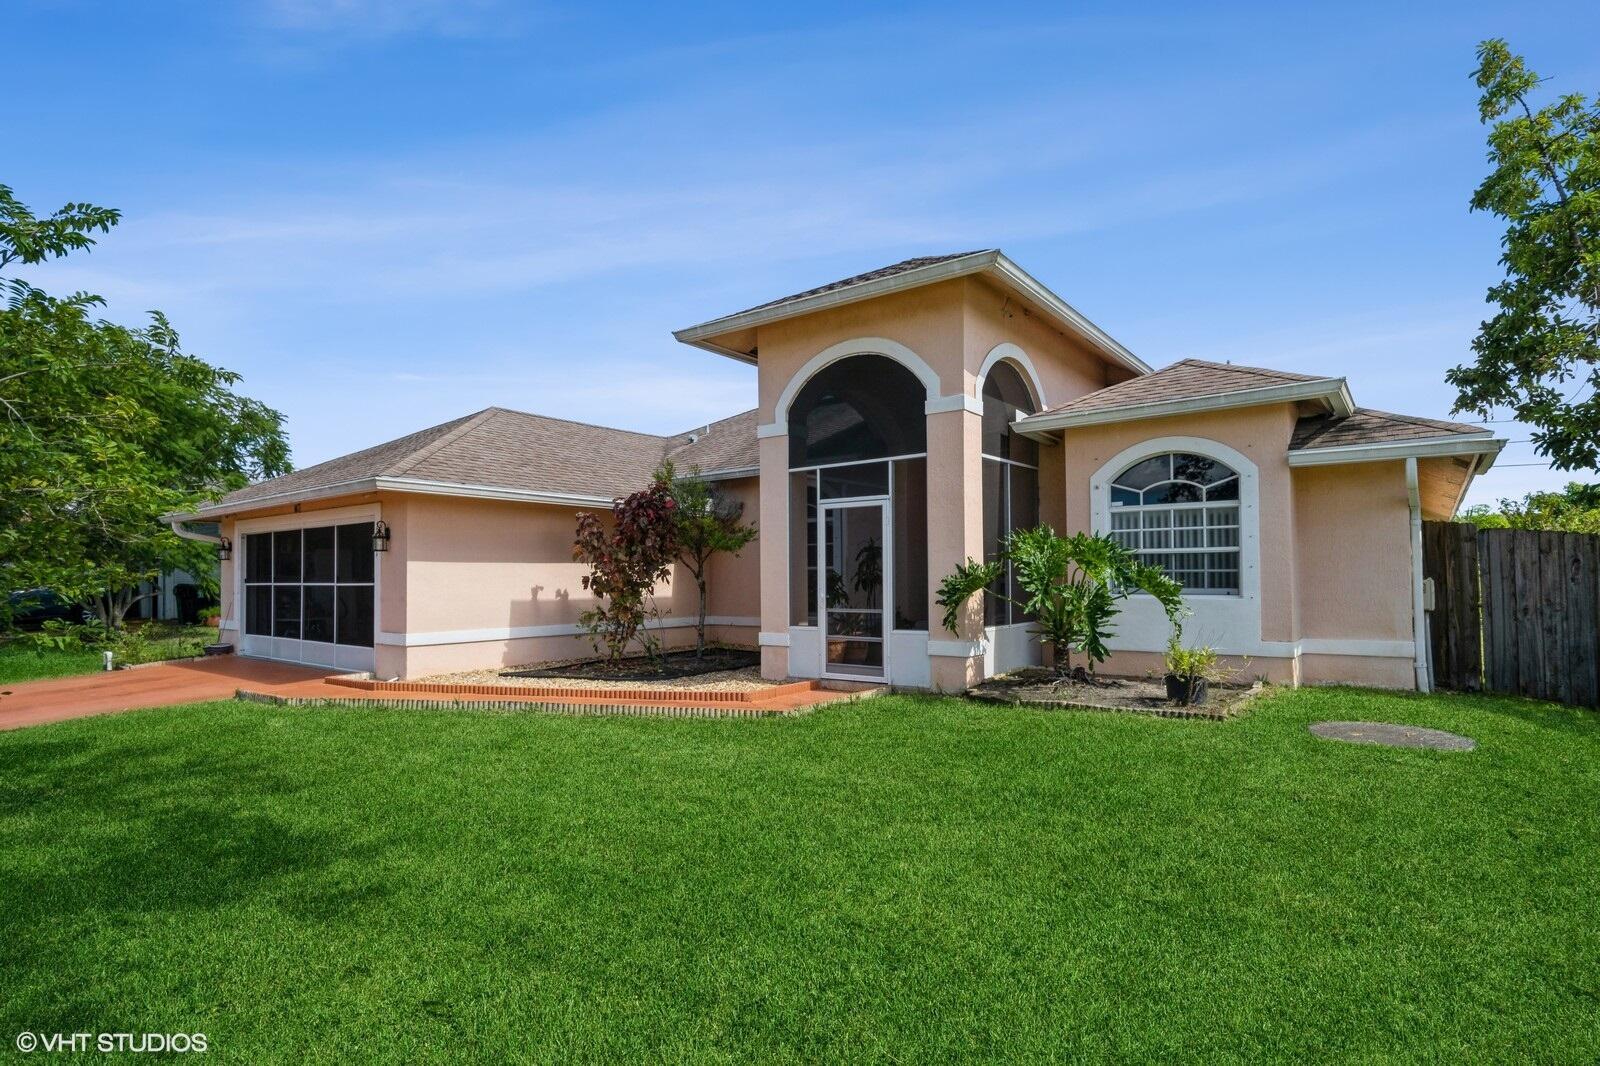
<box><xmin>234</xmin><ymin>687</ymin><xmax>877</xmax><ymax>719</ymax></box>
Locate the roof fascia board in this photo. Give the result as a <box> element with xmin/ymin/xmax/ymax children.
<box><xmin>1014</xmin><ymin>377</ymin><xmax>1351</xmax><ymax>435</ymax></box>
<box><xmin>170</xmin><ymin>477</ymin><xmax>383</xmax><ymax>521</ymax></box>
<box><xmin>1286</xmin><ymin>435</ymin><xmax>1505</xmax><ymax>468</ymax></box>
<box><xmin>372</xmin><ymin>477</ymin><xmax>615</xmax><ymax>507</ymax></box>
<box><xmin>695</xmin><ymin>465</ymin><xmax>760</xmax><ymax>482</ymax></box>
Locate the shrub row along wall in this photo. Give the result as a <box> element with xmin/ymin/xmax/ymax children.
<box><xmin>1424</xmin><ymin>521</ymin><xmax>1600</xmax><ymax>709</ymax></box>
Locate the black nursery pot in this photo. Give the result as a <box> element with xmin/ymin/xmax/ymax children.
<box><xmin>203</xmin><ymin>642</ymin><xmax>234</xmax><ymax>657</ymax></box>
<box><xmin>1165</xmin><ymin>673</ymin><xmax>1209</xmax><ymax>705</ymax></box>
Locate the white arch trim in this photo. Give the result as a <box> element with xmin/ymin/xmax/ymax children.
<box><xmin>975</xmin><ymin>342</ymin><xmax>1047</xmax><ymax>410</ymax></box>
<box><xmin>1089</xmin><ymin>435</ymin><xmax>1264</xmax><ymax>654</ymax></box>
<box><xmin>758</xmin><ymin>336</ymin><xmax>965</xmax><ymax>437</ymax></box>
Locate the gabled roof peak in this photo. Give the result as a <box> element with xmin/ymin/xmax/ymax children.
<box><xmin>674</xmin><ymin>249</ymin><xmax>1151</xmax><ymax>377</ymax></box>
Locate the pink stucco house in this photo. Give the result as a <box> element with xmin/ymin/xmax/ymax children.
<box><xmin>171</xmin><ymin>250</ymin><xmax>1505</xmax><ymax>691</ymax></box>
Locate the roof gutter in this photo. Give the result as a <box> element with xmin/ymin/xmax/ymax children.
<box><xmin>1014</xmin><ymin>377</ymin><xmax>1353</xmax><ymax>437</ymax></box>
<box><xmin>167</xmin><ymin>519</ymin><xmax>222</xmax><ymax>545</ymax></box>
<box><xmin>673</xmin><ymin>250</ymin><xmax>1153</xmax><ymax>377</ymax></box>
<box><xmin>1406</xmin><ymin>457</ymin><xmax>1432</xmax><ymax>694</ymax></box>
<box><xmin>1286</xmin><ymin>435</ymin><xmax>1504</xmax><ymax>469</ymax></box>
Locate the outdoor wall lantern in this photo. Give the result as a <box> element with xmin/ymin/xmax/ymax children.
<box><xmin>372</xmin><ymin>521</ymin><xmax>392</xmax><ymax>553</ymax></box>
<box><xmin>217</xmin><ymin>537</ymin><xmax>232</xmax><ymax>561</ymax></box>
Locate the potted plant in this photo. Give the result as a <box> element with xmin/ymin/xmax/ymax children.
<box><xmin>200</xmin><ymin>610</ymin><xmax>232</xmax><ymax>656</ymax></box>
<box><xmin>1164</xmin><ymin>635</ymin><xmax>1220</xmax><ymax>705</ymax></box>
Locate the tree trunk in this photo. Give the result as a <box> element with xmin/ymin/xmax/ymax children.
<box><xmin>696</xmin><ymin>577</ymin><xmax>708</xmax><ymax>658</ymax></box>
<box><xmin>1052</xmin><ymin>641</ymin><xmax>1072</xmax><ymax>677</ymax></box>
<box><xmin>98</xmin><ymin>586</ymin><xmax>156</xmax><ymax>634</ymax></box>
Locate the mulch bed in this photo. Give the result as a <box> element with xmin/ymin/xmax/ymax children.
<box><xmin>505</xmin><ymin>648</ymin><xmax>761</xmax><ymax>683</ymax></box>
<box><xmin>967</xmin><ymin>667</ymin><xmax>1261</xmax><ymax>721</ymax></box>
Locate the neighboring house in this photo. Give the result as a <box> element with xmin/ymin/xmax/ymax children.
<box><xmin>169</xmin><ymin>250</ymin><xmax>1504</xmax><ymax>689</ymax></box>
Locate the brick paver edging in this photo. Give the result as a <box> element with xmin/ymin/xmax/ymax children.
<box><xmin>321</xmin><ymin>676</ymin><xmax>817</xmax><ymax>704</ymax></box>
<box><xmin>235</xmin><ymin>689</ymin><xmax>822</xmax><ymax>719</ymax></box>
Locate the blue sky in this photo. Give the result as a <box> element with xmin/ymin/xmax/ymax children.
<box><xmin>10</xmin><ymin>0</ymin><xmax>1598</xmax><ymax>506</ymax></box>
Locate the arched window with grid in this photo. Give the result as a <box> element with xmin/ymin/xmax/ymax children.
<box><xmin>1107</xmin><ymin>452</ymin><xmax>1240</xmax><ymax>594</ymax></box>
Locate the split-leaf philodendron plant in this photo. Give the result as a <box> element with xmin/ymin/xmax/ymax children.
<box><xmin>936</xmin><ymin>527</ymin><xmax>1185</xmax><ymax>677</ymax></box>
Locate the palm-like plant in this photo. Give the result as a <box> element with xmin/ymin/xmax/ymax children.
<box><xmin>936</xmin><ymin>527</ymin><xmax>1185</xmax><ymax>678</ymax></box>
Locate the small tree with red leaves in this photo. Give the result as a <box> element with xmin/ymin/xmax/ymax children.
<box><xmin>573</xmin><ymin>480</ymin><xmax>679</xmax><ymax>664</ymax></box>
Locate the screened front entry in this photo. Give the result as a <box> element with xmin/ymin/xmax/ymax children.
<box><xmin>240</xmin><ymin>521</ymin><xmax>377</xmax><ymax>672</ymax></box>
<box><xmin>787</xmin><ymin>354</ymin><xmax>929</xmax><ymax>682</ymax></box>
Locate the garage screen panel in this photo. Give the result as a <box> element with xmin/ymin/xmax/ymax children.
<box><xmin>242</xmin><ymin>522</ymin><xmax>375</xmax><ymax>649</ymax></box>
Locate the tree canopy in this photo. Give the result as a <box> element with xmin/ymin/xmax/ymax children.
<box><xmin>0</xmin><ymin>182</ymin><xmax>289</xmax><ymax>626</ymax></box>
<box><xmin>1448</xmin><ymin>40</ymin><xmax>1600</xmax><ymax>472</ymax></box>
<box><xmin>1458</xmin><ymin>481</ymin><xmax>1600</xmax><ymax>534</ymax></box>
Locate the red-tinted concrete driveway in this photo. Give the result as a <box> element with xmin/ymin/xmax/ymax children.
<box><xmin>0</xmin><ymin>657</ymin><xmax>338</xmax><ymax>731</ymax></box>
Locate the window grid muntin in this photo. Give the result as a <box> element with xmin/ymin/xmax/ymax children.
<box><xmin>242</xmin><ymin>522</ymin><xmax>376</xmax><ymax>644</ymax></box>
<box><xmin>1109</xmin><ymin>451</ymin><xmax>1242</xmax><ymax>595</ymax></box>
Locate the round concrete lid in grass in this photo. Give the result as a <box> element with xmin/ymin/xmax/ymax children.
<box><xmin>1309</xmin><ymin>721</ymin><xmax>1477</xmax><ymax>751</ymax></box>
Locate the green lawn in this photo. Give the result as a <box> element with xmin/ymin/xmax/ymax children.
<box><xmin>0</xmin><ymin>624</ymin><xmax>215</xmax><ymax>684</ymax></box>
<box><xmin>2</xmin><ymin>688</ymin><xmax>1597</xmax><ymax>1062</ymax></box>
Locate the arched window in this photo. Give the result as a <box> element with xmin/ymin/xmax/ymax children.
<box><xmin>1108</xmin><ymin>452</ymin><xmax>1240</xmax><ymax>594</ymax></box>
<box><xmin>981</xmin><ymin>362</ymin><xmax>1039</xmax><ymax>624</ymax></box>
<box><xmin>789</xmin><ymin>353</ymin><xmax>926</xmax><ymax>468</ymax></box>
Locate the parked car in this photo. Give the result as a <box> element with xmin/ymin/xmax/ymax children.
<box><xmin>7</xmin><ymin>589</ymin><xmax>88</xmax><ymax>629</ymax></box>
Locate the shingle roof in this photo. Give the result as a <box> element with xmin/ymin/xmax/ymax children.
<box><xmin>1289</xmin><ymin>409</ymin><xmax>1491</xmax><ymax>451</ymax></box>
<box><xmin>664</xmin><ymin>408</ymin><xmax>761</xmax><ymax>472</ymax></box>
<box><xmin>207</xmin><ymin>405</ymin><xmax>759</xmax><ymax>513</ymax></box>
<box><xmin>724</xmin><ymin>251</ymin><xmax>990</xmax><ymax>319</ymax></box>
<box><xmin>1038</xmin><ymin>358</ymin><xmax>1330</xmax><ymax>416</ymax></box>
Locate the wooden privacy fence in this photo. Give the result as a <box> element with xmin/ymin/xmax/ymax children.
<box><xmin>1423</xmin><ymin>521</ymin><xmax>1600</xmax><ymax>708</ymax></box>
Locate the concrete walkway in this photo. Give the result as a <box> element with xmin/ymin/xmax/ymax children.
<box><xmin>0</xmin><ymin>657</ymin><xmax>337</xmax><ymax>731</ymax></box>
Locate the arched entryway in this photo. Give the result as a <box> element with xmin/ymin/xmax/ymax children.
<box><xmin>786</xmin><ymin>353</ymin><xmax>929</xmax><ymax>680</ymax></box>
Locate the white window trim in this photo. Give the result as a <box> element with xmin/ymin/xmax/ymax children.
<box><xmin>1090</xmin><ymin>437</ymin><xmax>1262</xmax><ymax>653</ymax></box>
<box><xmin>975</xmin><ymin>342</ymin><xmax>1048</xmax><ymax>411</ymax></box>
<box><xmin>760</xmin><ymin>336</ymin><xmax>950</xmax><ymax>437</ymax></box>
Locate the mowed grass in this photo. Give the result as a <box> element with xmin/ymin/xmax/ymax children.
<box><xmin>1</xmin><ymin>689</ymin><xmax>1597</xmax><ymax>1062</ymax></box>
<box><xmin>0</xmin><ymin>625</ymin><xmax>216</xmax><ymax>684</ymax></box>
<box><xmin>0</xmin><ymin>642</ymin><xmax>103</xmax><ymax>684</ymax></box>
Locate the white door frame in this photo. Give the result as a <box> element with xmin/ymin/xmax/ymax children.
<box><xmin>818</xmin><ymin>495</ymin><xmax>891</xmax><ymax>682</ymax></box>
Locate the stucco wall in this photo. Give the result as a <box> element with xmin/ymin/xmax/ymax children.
<box><xmin>1291</xmin><ymin>461</ymin><xmax>1412</xmax><ymax>643</ymax></box>
<box><xmin>962</xmin><ymin>276</ymin><xmax>1114</xmax><ymax>408</ymax></box>
<box><xmin>388</xmin><ymin>484</ymin><xmax>760</xmax><ymax>676</ymax></box>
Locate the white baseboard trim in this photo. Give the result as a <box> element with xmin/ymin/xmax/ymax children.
<box><xmin>1107</xmin><ymin>636</ymin><xmax>1414</xmax><ymax>659</ymax></box>
<box><xmin>758</xmin><ymin>631</ymin><xmax>791</xmax><ymax>647</ymax></box>
<box><xmin>376</xmin><ymin>615</ymin><xmax>760</xmax><ymax>648</ymax></box>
